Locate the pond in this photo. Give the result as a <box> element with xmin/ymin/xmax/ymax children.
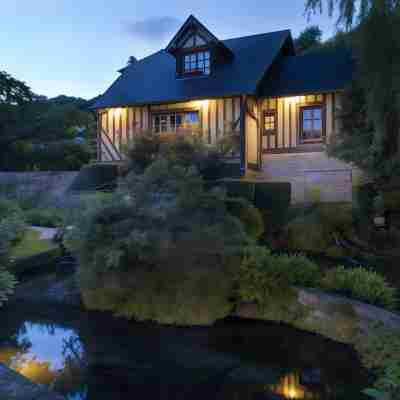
<box><xmin>0</xmin><ymin>304</ymin><xmax>370</xmax><ymax>400</ymax></box>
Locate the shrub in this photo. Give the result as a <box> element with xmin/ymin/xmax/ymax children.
<box><xmin>255</xmin><ymin>182</ymin><xmax>291</xmax><ymax>228</ymax></box>
<box><xmin>24</xmin><ymin>208</ymin><xmax>64</xmax><ymax>228</ymax></box>
<box><xmin>364</xmin><ymin>361</ymin><xmax>400</xmax><ymax>400</ymax></box>
<box><xmin>0</xmin><ymin>214</ymin><xmax>27</xmax><ymax>264</ymax></box>
<box><xmin>127</xmin><ymin>133</ymin><xmax>161</xmax><ymax>173</ymax></box>
<box><xmin>73</xmin><ymin>159</ymin><xmax>250</xmax><ymax>325</ymax></box>
<box><xmin>238</xmin><ymin>247</ymin><xmax>321</xmax><ymax>307</ymax></box>
<box><xmin>225</xmin><ymin>198</ymin><xmax>264</xmax><ymax>240</ymax></box>
<box><xmin>322</xmin><ymin>266</ymin><xmax>397</xmax><ymax>309</ymax></box>
<box><xmin>286</xmin><ymin>203</ymin><xmax>352</xmax><ymax>255</ymax></box>
<box><xmin>0</xmin><ymin>198</ymin><xmax>22</xmax><ymax>220</ymax></box>
<box><xmin>223</xmin><ymin>181</ymin><xmax>255</xmax><ymax>203</ymax></box>
<box><xmin>0</xmin><ymin>267</ymin><xmax>17</xmax><ymax>307</ymax></box>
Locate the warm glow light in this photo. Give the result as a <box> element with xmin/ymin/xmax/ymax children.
<box><xmin>112</xmin><ymin>107</ymin><xmax>123</xmax><ymax>117</ymax></box>
<box><xmin>271</xmin><ymin>372</ymin><xmax>307</xmax><ymax>400</ymax></box>
<box><xmin>287</xmin><ymin>96</ymin><xmax>301</xmax><ymax>103</ymax></box>
<box><xmin>195</xmin><ymin>100</ymin><xmax>209</xmax><ymax>108</ymax></box>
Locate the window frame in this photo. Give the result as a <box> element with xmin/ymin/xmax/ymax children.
<box><xmin>299</xmin><ymin>104</ymin><xmax>325</xmax><ymax>144</ymax></box>
<box><xmin>152</xmin><ymin>109</ymin><xmax>201</xmax><ymax>135</ymax></box>
<box><xmin>263</xmin><ymin>110</ymin><xmax>277</xmax><ymax>137</ymax></box>
<box><xmin>182</xmin><ymin>48</ymin><xmax>211</xmax><ymax>76</ymax></box>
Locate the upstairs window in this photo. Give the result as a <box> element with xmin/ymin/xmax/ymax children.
<box><xmin>183</xmin><ymin>51</ymin><xmax>211</xmax><ymax>75</ymax></box>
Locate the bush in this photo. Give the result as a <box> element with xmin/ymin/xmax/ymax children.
<box><xmin>24</xmin><ymin>208</ymin><xmax>64</xmax><ymax>228</ymax></box>
<box><xmin>127</xmin><ymin>133</ymin><xmax>161</xmax><ymax>173</ymax></box>
<box><xmin>364</xmin><ymin>361</ymin><xmax>400</xmax><ymax>400</ymax></box>
<box><xmin>0</xmin><ymin>267</ymin><xmax>17</xmax><ymax>307</ymax></box>
<box><xmin>223</xmin><ymin>181</ymin><xmax>291</xmax><ymax>233</ymax></box>
<box><xmin>69</xmin><ymin>164</ymin><xmax>120</xmax><ymax>192</ymax></box>
<box><xmin>238</xmin><ymin>247</ymin><xmax>321</xmax><ymax>307</ymax></box>
<box><xmin>0</xmin><ymin>198</ymin><xmax>22</xmax><ymax>220</ymax></box>
<box><xmin>127</xmin><ymin>135</ymin><xmax>224</xmax><ymax>180</ymax></box>
<box><xmin>73</xmin><ymin>159</ymin><xmax>250</xmax><ymax>325</ymax></box>
<box><xmin>322</xmin><ymin>266</ymin><xmax>397</xmax><ymax>309</ymax></box>
<box><xmin>0</xmin><ymin>214</ymin><xmax>27</xmax><ymax>264</ymax></box>
<box><xmin>286</xmin><ymin>203</ymin><xmax>353</xmax><ymax>255</ymax></box>
<box><xmin>225</xmin><ymin>198</ymin><xmax>264</xmax><ymax>240</ymax></box>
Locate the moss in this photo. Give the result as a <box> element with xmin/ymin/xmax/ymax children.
<box><xmin>10</xmin><ymin>229</ymin><xmax>56</xmax><ymax>260</ymax></box>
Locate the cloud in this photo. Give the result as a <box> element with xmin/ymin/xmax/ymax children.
<box><xmin>126</xmin><ymin>16</ymin><xmax>182</xmax><ymax>42</ymax></box>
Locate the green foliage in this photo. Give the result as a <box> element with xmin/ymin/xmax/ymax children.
<box><xmin>127</xmin><ymin>133</ymin><xmax>161</xmax><ymax>173</ymax></box>
<box><xmin>0</xmin><ymin>267</ymin><xmax>17</xmax><ymax>307</ymax></box>
<box><xmin>322</xmin><ymin>266</ymin><xmax>397</xmax><ymax>309</ymax></box>
<box><xmin>364</xmin><ymin>361</ymin><xmax>400</xmax><ymax>400</ymax></box>
<box><xmin>127</xmin><ymin>134</ymin><xmax>224</xmax><ymax>181</ymax></box>
<box><xmin>24</xmin><ymin>208</ymin><xmax>64</xmax><ymax>227</ymax></box>
<box><xmin>238</xmin><ymin>247</ymin><xmax>321</xmax><ymax>307</ymax></box>
<box><xmin>294</xmin><ymin>25</ymin><xmax>323</xmax><ymax>53</ymax></box>
<box><xmin>73</xmin><ymin>158</ymin><xmax>250</xmax><ymax>325</ymax></box>
<box><xmin>223</xmin><ymin>181</ymin><xmax>291</xmax><ymax>232</ymax></box>
<box><xmin>225</xmin><ymin>198</ymin><xmax>264</xmax><ymax>240</ymax></box>
<box><xmin>0</xmin><ymin>197</ymin><xmax>22</xmax><ymax>220</ymax></box>
<box><xmin>286</xmin><ymin>203</ymin><xmax>352</xmax><ymax>255</ymax></box>
<box><xmin>310</xmin><ymin>1</ymin><xmax>400</xmax><ymax>184</ymax></box>
<box><xmin>2</xmin><ymin>141</ymin><xmax>91</xmax><ymax>171</ymax></box>
<box><xmin>0</xmin><ymin>214</ymin><xmax>26</xmax><ymax>263</ymax></box>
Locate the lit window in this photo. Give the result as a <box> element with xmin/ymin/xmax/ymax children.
<box><xmin>183</xmin><ymin>51</ymin><xmax>211</xmax><ymax>75</ymax></box>
<box><xmin>300</xmin><ymin>106</ymin><xmax>323</xmax><ymax>142</ymax></box>
<box><xmin>263</xmin><ymin>110</ymin><xmax>277</xmax><ymax>135</ymax></box>
<box><xmin>153</xmin><ymin>111</ymin><xmax>200</xmax><ymax>133</ymax></box>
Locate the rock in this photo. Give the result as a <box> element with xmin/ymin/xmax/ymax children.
<box><xmin>0</xmin><ymin>363</ymin><xmax>64</xmax><ymax>400</ymax></box>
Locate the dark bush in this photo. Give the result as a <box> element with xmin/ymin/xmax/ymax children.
<box><xmin>254</xmin><ymin>182</ymin><xmax>291</xmax><ymax>229</ymax></box>
<box><xmin>225</xmin><ymin>198</ymin><xmax>264</xmax><ymax>240</ymax></box>
<box><xmin>2</xmin><ymin>141</ymin><xmax>91</xmax><ymax>172</ymax></box>
<box><xmin>24</xmin><ymin>208</ymin><xmax>64</xmax><ymax>227</ymax></box>
<box><xmin>73</xmin><ymin>159</ymin><xmax>250</xmax><ymax>325</ymax></box>
<box><xmin>127</xmin><ymin>133</ymin><xmax>161</xmax><ymax>173</ymax></box>
<box><xmin>69</xmin><ymin>164</ymin><xmax>120</xmax><ymax>192</ymax></box>
<box><xmin>223</xmin><ymin>181</ymin><xmax>256</xmax><ymax>203</ymax></box>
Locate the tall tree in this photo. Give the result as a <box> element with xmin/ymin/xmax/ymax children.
<box><xmin>306</xmin><ymin>0</ymin><xmax>400</xmax><ymax>184</ymax></box>
<box><xmin>294</xmin><ymin>25</ymin><xmax>323</xmax><ymax>53</ymax></box>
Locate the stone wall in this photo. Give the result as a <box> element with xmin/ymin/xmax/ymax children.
<box><xmin>259</xmin><ymin>152</ymin><xmax>363</xmax><ymax>203</ymax></box>
<box><xmin>0</xmin><ymin>171</ymin><xmax>79</xmax><ymax>202</ymax></box>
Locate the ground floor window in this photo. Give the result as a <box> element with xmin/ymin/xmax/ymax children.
<box><xmin>300</xmin><ymin>105</ymin><xmax>323</xmax><ymax>143</ymax></box>
<box><xmin>152</xmin><ymin>111</ymin><xmax>200</xmax><ymax>134</ymax></box>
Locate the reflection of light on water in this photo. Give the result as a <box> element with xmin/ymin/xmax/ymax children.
<box><xmin>271</xmin><ymin>372</ymin><xmax>318</xmax><ymax>400</ymax></box>
<box><xmin>0</xmin><ymin>322</ymin><xmax>82</xmax><ymax>387</ymax></box>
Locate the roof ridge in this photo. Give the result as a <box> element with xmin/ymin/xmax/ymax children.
<box><xmin>222</xmin><ymin>29</ymin><xmax>291</xmax><ymax>43</ymax></box>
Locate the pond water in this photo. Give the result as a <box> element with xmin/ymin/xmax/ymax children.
<box><xmin>0</xmin><ymin>304</ymin><xmax>370</xmax><ymax>400</ymax></box>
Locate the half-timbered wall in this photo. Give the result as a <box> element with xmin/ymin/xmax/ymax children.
<box><xmin>260</xmin><ymin>93</ymin><xmax>339</xmax><ymax>153</ymax></box>
<box><xmin>98</xmin><ymin>97</ymin><xmax>241</xmax><ymax>161</ymax></box>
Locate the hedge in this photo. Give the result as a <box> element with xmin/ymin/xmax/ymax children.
<box><xmin>68</xmin><ymin>164</ymin><xmax>120</xmax><ymax>192</ymax></box>
<box><xmin>223</xmin><ymin>180</ymin><xmax>291</xmax><ymax>230</ymax></box>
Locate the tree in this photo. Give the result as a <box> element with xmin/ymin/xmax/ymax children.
<box><xmin>294</xmin><ymin>25</ymin><xmax>323</xmax><ymax>53</ymax></box>
<box><xmin>306</xmin><ymin>0</ymin><xmax>400</xmax><ymax>185</ymax></box>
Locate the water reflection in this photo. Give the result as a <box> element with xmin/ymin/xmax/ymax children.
<box><xmin>0</xmin><ymin>322</ymin><xmax>87</xmax><ymax>399</ymax></box>
<box><xmin>0</xmin><ymin>308</ymin><xmax>369</xmax><ymax>400</ymax></box>
<box><xmin>271</xmin><ymin>372</ymin><xmax>319</xmax><ymax>400</ymax></box>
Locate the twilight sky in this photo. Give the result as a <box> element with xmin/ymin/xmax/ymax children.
<box><xmin>1</xmin><ymin>1</ymin><xmax>337</xmax><ymax>99</ymax></box>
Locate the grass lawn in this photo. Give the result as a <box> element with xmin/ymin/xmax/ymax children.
<box><xmin>11</xmin><ymin>228</ymin><xmax>57</xmax><ymax>260</ymax></box>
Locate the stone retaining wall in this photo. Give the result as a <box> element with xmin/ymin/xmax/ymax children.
<box><xmin>0</xmin><ymin>363</ymin><xmax>64</xmax><ymax>400</ymax></box>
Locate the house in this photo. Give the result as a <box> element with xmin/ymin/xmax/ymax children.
<box><xmin>93</xmin><ymin>15</ymin><xmax>357</xmax><ymax>203</ymax></box>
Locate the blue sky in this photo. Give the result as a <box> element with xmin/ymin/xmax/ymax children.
<box><xmin>2</xmin><ymin>0</ymin><xmax>336</xmax><ymax>99</ymax></box>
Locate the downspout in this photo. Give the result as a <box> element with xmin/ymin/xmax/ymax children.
<box><xmin>239</xmin><ymin>95</ymin><xmax>247</xmax><ymax>176</ymax></box>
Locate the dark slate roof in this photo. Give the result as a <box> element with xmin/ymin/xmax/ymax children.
<box><xmin>260</xmin><ymin>49</ymin><xmax>354</xmax><ymax>97</ymax></box>
<box><xmin>93</xmin><ymin>30</ymin><xmax>292</xmax><ymax>109</ymax></box>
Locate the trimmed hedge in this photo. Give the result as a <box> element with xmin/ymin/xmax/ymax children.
<box><xmin>223</xmin><ymin>180</ymin><xmax>291</xmax><ymax>230</ymax></box>
<box><xmin>68</xmin><ymin>164</ymin><xmax>120</xmax><ymax>192</ymax></box>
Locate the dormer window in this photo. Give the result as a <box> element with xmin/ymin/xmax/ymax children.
<box><xmin>166</xmin><ymin>15</ymin><xmax>234</xmax><ymax>79</ymax></box>
<box><xmin>183</xmin><ymin>51</ymin><xmax>210</xmax><ymax>75</ymax></box>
